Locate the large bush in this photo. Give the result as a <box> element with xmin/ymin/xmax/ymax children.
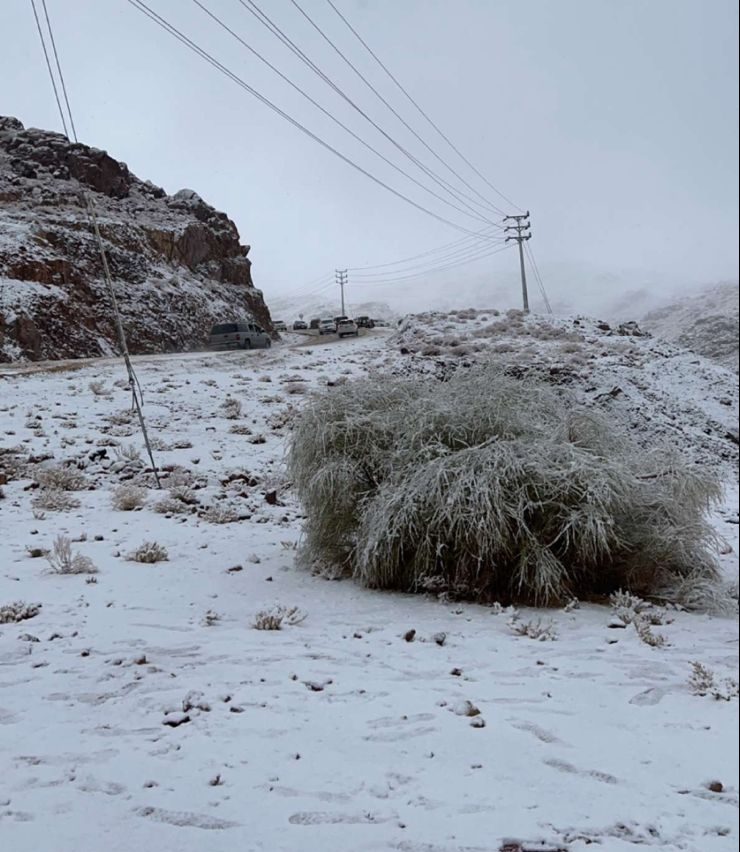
<box><xmin>288</xmin><ymin>367</ymin><xmax>722</xmax><ymax>605</ymax></box>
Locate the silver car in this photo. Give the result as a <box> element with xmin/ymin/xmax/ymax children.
<box><xmin>208</xmin><ymin>321</ymin><xmax>271</xmax><ymax>350</ymax></box>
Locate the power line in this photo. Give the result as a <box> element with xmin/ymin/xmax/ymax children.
<box><xmin>236</xmin><ymin>0</ymin><xmax>503</xmax><ymax>229</ymax></box>
<box><xmin>524</xmin><ymin>241</ymin><xmax>552</xmax><ymax>314</ymax></box>
<box><xmin>40</xmin><ymin>0</ymin><xmax>78</xmax><ymax>142</ymax></box>
<box><xmin>29</xmin><ymin>0</ymin><xmax>68</xmax><ymax>138</ymax></box>
<box><xmin>351</xmin><ymin>241</ymin><xmax>515</xmax><ymax>286</ymax></box>
<box><xmin>190</xmin><ymin>0</ymin><xmax>495</xmax><ymax>228</ymax></box>
<box><xmin>289</xmin><ymin>0</ymin><xmax>508</xmax><ymax>218</ymax></box>
<box><xmin>347</xmin><ymin>226</ymin><xmax>500</xmax><ymax>271</ymax></box>
<box><xmin>351</xmin><ymin>235</ymin><xmax>508</xmax><ymax>279</ymax></box>
<box><xmin>127</xmin><ymin>0</ymin><xmax>509</xmax><ymax>240</ymax></box>
<box><xmin>325</xmin><ymin>0</ymin><xmax>523</xmax><ymax>214</ymax></box>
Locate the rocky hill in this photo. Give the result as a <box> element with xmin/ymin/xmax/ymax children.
<box><xmin>641</xmin><ymin>282</ymin><xmax>739</xmax><ymax>372</ymax></box>
<box><xmin>0</xmin><ymin>116</ymin><xmax>272</xmax><ymax>362</ymax></box>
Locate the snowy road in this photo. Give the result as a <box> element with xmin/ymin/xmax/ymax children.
<box><xmin>0</xmin><ymin>327</ymin><xmax>737</xmax><ymax>852</ymax></box>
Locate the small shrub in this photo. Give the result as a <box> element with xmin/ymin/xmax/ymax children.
<box><xmin>633</xmin><ymin>617</ymin><xmax>667</xmax><ymax>647</ymax></box>
<box><xmin>114</xmin><ymin>444</ymin><xmax>143</xmax><ymax>465</ymax></box>
<box><xmin>509</xmin><ymin>616</ymin><xmax>558</xmax><ymax>640</ymax></box>
<box><xmin>128</xmin><ymin>541</ymin><xmax>169</xmax><ymax>563</ymax></box>
<box><xmin>221</xmin><ymin>397</ymin><xmax>242</xmax><ymax>419</ymax></box>
<box><xmin>688</xmin><ymin>661</ymin><xmax>739</xmax><ymax>701</ymax></box>
<box><xmin>35</xmin><ymin>465</ymin><xmax>87</xmax><ymax>491</ymax></box>
<box><xmin>111</xmin><ymin>485</ymin><xmax>147</xmax><ymax>511</ymax></box>
<box><xmin>32</xmin><ymin>489</ymin><xmax>81</xmax><ymax>512</ymax></box>
<box><xmin>230</xmin><ymin>423</ymin><xmax>253</xmax><ymax>435</ymax></box>
<box><xmin>201</xmin><ymin>504</ymin><xmax>240</xmax><ymax>524</ymax></box>
<box><xmin>253</xmin><ymin>605</ymin><xmax>307</xmax><ymax>630</ymax></box>
<box><xmin>169</xmin><ymin>484</ymin><xmax>198</xmax><ymax>504</ymax></box>
<box><xmin>46</xmin><ymin>535</ymin><xmax>98</xmax><ymax>574</ymax></box>
<box><xmin>0</xmin><ymin>601</ymin><xmax>42</xmax><ymax>623</ymax></box>
<box><xmin>88</xmin><ymin>380</ymin><xmax>109</xmax><ymax>396</ymax></box>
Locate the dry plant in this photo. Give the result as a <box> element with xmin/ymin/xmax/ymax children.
<box><xmin>201</xmin><ymin>504</ymin><xmax>240</xmax><ymax>524</ymax></box>
<box><xmin>688</xmin><ymin>661</ymin><xmax>739</xmax><ymax>701</ymax></box>
<box><xmin>35</xmin><ymin>464</ymin><xmax>87</xmax><ymax>491</ymax></box>
<box><xmin>32</xmin><ymin>489</ymin><xmax>81</xmax><ymax>512</ymax></box>
<box><xmin>508</xmin><ymin>616</ymin><xmax>558</xmax><ymax>640</ymax></box>
<box><xmin>0</xmin><ymin>601</ymin><xmax>42</xmax><ymax>623</ymax></box>
<box><xmin>252</xmin><ymin>605</ymin><xmax>307</xmax><ymax>630</ymax></box>
<box><xmin>46</xmin><ymin>535</ymin><xmax>98</xmax><ymax>574</ymax></box>
<box><xmin>221</xmin><ymin>397</ymin><xmax>242</xmax><ymax>419</ymax></box>
<box><xmin>128</xmin><ymin>541</ymin><xmax>169</xmax><ymax>563</ymax></box>
<box><xmin>111</xmin><ymin>484</ymin><xmax>147</xmax><ymax>510</ymax></box>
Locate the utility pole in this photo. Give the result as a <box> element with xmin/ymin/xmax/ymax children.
<box><xmin>504</xmin><ymin>211</ymin><xmax>532</xmax><ymax>313</ymax></box>
<box><xmin>335</xmin><ymin>268</ymin><xmax>348</xmax><ymax>316</ymax></box>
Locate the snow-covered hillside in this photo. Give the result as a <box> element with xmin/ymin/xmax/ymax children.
<box><xmin>0</xmin><ymin>324</ymin><xmax>737</xmax><ymax>852</ymax></box>
<box><xmin>390</xmin><ymin>308</ymin><xmax>739</xmax><ymax>475</ymax></box>
<box><xmin>641</xmin><ymin>282</ymin><xmax>739</xmax><ymax>373</ymax></box>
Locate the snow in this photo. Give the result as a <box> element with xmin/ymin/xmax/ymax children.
<box><xmin>0</xmin><ymin>327</ymin><xmax>738</xmax><ymax>852</ymax></box>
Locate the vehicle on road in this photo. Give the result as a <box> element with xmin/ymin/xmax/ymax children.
<box><xmin>355</xmin><ymin>316</ymin><xmax>375</xmax><ymax>329</ymax></box>
<box><xmin>337</xmin><ymin>319</ymin><xmax>359</xmax><ymax>338</ymax></box>
<box><xmin>292</xmin><ymin>320</ymin><xmax>308</xmax><ymax>330</ymax></box>
<box><xmin>333</xmin><ymin>315</ymin><xmax>349</xmax><ymax>328</ymax></box>
<box><xmin>208</xmin><ymin>321</ymin><xmax>271</xmax><ymax>350</ymax></box>
<box><xmin>273</xmin><ymin>320</ymin><xmax>287</xmax><ymax>332</ymax></box>
<box><xmin>319</xmin><ymin>319</ymin><xmax>336</xmax><ymax>335</ymax></box>
<box><xmin>309</xmin><ymin>318</ymin><xmax>321</xmax><ymax>330</ymax></box>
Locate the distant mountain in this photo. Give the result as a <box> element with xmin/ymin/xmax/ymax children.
<box><xmin>641</xmin><ymin>282</ymin><xmax>739</xmax><ymax>372</ymax></box>
<box><xmin>0</xmin><ymin>116</ymin><xmax>272</xmax><ymax>362</ymax></box>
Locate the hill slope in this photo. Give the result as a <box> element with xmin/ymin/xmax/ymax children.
<box><xmin>0</xmin><ymin>116</ymin><xmax>272</xmax><ymax>362</ymax></box>
<box><xmin>641</xmin><ymin>282</ymin><xmax>739</xmax><ymax>372</ymax></box>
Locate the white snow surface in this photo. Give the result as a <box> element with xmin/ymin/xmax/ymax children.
<box><xmin>0</xmin><ymin>326</ymin><xmax>738</xmax><ymax>852</ymax></box>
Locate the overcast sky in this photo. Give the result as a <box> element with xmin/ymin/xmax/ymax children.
<box><xmin>1</xmin><ymin>0</ymin><xmax>738</xmax><ymax>315</ymax></box>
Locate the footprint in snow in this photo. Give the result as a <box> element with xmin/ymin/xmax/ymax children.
<box><xmin>136</xmin><ymin>806</ymin><xmax>239</xmax><ymax>829</ymax></box>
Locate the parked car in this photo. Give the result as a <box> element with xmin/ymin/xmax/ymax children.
<box><xmin>371</xmin><ymin>318</ymin><xmax>390</xmax><ymax>327</ymax></box>
<box><xmin>319</xmin><ymin>319</ymin><xmax>336</xmax><ymax>335</ymax></box>
<box><xmin>333</xmin><ymin>315</ymin><xmax>349</xmax><ymax>328</ymax></box>
<box><xmin>355</xmin><ymin>316</ymin><xmax>375</xmax><ymax>329</ymax></box>
<box><xmin>337</xmin><ymin>318</ymin><xmax>359</xmax><ymax>338</ymax></box>
<box><xmin>273</xmin><ymin>320</ymin><xmax>287</xmax><ymax>332</ymax></box>
<box><xmin>208</xmin><ymin>321</ymin><xmax>271</xmax><ymax>350</ymax></box>
<box><xmin>293</xmin><ymin>320</ymin><xmax>308</xmax><ymax>330</ymax></box>
<box><xmin>309</xmin><ymin>318</ymin><xmax>321</xmax><ymax>330</ymax></box>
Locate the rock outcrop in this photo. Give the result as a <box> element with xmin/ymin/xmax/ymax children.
<box><xmin>0</xmin><ymin>116</ymin><xmax>273</xmax><ymax>361</ymax></box>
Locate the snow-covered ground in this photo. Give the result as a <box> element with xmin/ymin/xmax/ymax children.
<box><xmin>0</xmin><ymin>326</ymin><xmax>738</xmax><ymax>852</ymax></box>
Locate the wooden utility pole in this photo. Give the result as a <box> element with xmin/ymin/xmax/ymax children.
<box><xmin>335</xmin><ymin>268</ymin><xmax>348</xmax><ymax>316</ymax></box>
<box><xmin>504</xmin><ymin>212</ymin><xmax>532</xmax><ymax>313</ymax></box>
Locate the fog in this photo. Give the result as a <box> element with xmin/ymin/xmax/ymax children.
<box><xmin>2</xmin><ymin>0</ymin><xmax>738</xmax><ymax>317</ymax></box>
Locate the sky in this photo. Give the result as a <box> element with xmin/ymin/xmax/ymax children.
<box><xmin>1</xmin><ymin>0</ymin><xmax>738</xmax><ymax>317</ymax></box>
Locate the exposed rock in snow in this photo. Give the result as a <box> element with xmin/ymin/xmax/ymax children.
<box><xmin>641</xmin><ymin>282</ymin><xmax>739</xmax><ymax>373</ymax></box>
<box><xmin>0</xmin><ymin>116</ymin><xmax>273</xmax><ymax>362</ymax></box>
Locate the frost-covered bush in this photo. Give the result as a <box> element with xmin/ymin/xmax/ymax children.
<box><xmin>32</xmin><ymin>488</ymin><xmax>81</xmax><ymax>512</ymax></box>
<box><xmin>47</xmin><ymin>536</ymin><xmax>97</xmax><ymax>574</ymax></box>
<box><xmin>288</xmin><ymin>367</ymin><xmax>722</xmax><ymax>605</ymax></box>
<box><xmin>252</xmin><ymin>605</ymin><xmax>307</xmax><ymax>630</ymax></box>
<box><xmin>111</xmin><ymin>485</ymin><xmax>147</xmax><ymax>511</ymax></box>
<box><xmin>35</xmin><ymin>464</ymin><xmax>87</xmax><ymax>491</ymax></box>
<box><xmin>128</xmin><ymin>541</ymin><xmax>169</xmax><ymax>563</ymax></box>
<box><xmin>0</xmin><ymin>601</ymin><xmax>41</xmax><ymax>623</ymax></box>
